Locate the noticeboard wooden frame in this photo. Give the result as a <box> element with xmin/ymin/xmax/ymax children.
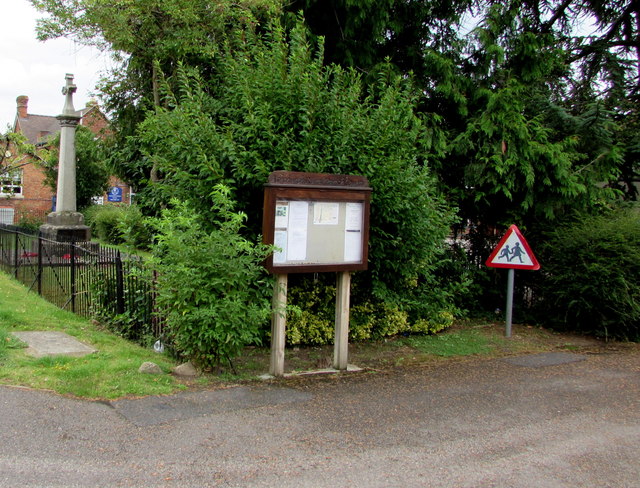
<box><xmin>262</xmin><ymin>171</ymin><xmax>371</xmax><ymax>274</ymax></box>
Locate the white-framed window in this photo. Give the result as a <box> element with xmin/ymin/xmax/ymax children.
<box><xmin>0</xmin><ymin>208</ymin><xmax>14</xmax><ymax>225</ymax></box>
<box><xmin>0</xmin><ymin>170</ymin><xmax>23</xmax><ymax>196</ymax></box>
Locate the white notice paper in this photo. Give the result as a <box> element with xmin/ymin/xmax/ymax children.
<box><xmin>345</xmin><ymin>202</ymin><xmax>363</xmax><ymax>231</ymax></box>
<box><xmin>313</xmin><ymin>202</ymin><xmax>340</xmax><ymax>225</ymax></box>
<box><xmin>344</xmin><ymin>202</ymin><xmax>363</xmax><ymax>262</ymax></box>
<box><xmin>344</xmin><ymin>231</ymin><xmax>362</xmax><ymax>262</ymax></box>
<box><xmin>273</xmin><ymin>230</ymin><xmax>287</xmax><ymax>264</ymax></box>
<box><xmin>275</xmin><ymin>203</ymin><xmax>289</xmax><ymax>229</ymax></box>
<box><xmin>287</xmin><ymin>201</ymin><xmax>308</xmax><ymax>261</ymax></box>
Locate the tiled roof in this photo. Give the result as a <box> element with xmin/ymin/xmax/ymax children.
<box><xmin>15</xmin><ymin>114</ymin><xmax>62</xmax><ymax>145</ymax></box>
<box><xmin>14</xmin><ymin>107</ymin><xmax>93</xmax><ymax>145</ymax></box>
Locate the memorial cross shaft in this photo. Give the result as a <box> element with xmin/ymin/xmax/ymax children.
<box><xmin>40</xmin><ymin>73</ymin><xmax>91</xmax><ymax>242</ymax></box>
<box><xmin>56</xmin><ymin>73</ymin><xmax>80</xmax><ymax>212</ymax></box>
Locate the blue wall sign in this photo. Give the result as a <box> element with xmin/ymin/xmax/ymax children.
<box><xmin>108</xmin><ymin>187</ymin><xmax>123</xmax><ymax>202</ymax></box>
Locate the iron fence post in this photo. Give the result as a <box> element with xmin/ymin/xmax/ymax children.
<box><xmin>116</xmin><ymin>251</ymin><xmax>125</xmax><ymax>315</ymax></box>
<box><xmin>13</xmin><ymin>230</ymin><xmax>19</xmax><ymax>279</ymax></box>
<box><xmin>70</xmin><ymin>239</ymin><xmax>76</xmax><ymax>313</ymax></box>
<box><xmin>37</xmin><ymin>233</ymin><xmax>43</xmax><ymax>296</ymax></box>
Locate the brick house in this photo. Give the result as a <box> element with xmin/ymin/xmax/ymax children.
<box><xmin>1</xmin><ymin>96</ymin><xmax>131</xmax><ymax>225</ymax></box>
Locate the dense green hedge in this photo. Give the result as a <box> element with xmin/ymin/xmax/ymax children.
<box><xmin>83</xmin><ymin>204</ymin><xmax>151</xmax><ymax>249</ymax></box>
<box><xmin>535</xmin><ymin>205</ymin><xmax>640</xmax><ymax>340</ymax></box>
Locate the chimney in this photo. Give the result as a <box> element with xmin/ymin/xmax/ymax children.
<box><xmin>16</xmin><ymin>96</ymin><xmax>29</xmax><ymax>118</ymax></box>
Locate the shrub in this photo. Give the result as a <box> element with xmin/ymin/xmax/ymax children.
<box><xmin>410</xmin><ymin>310</ymin><xmax>455</xmax><ymax>335</ymax></box>
<box><xmin>17</xmin><ymin>213</ymin><xmax>44</xmax><ymax>232</ymax></box>
<box><xmin>132</xmin><ymin>21</ymin><xmax>456</xmax><ymax>322</ymax></box>
<box><xmin>285</xmin><ymin>276</ymin><xmax>453</xmax><ymax>345</ymax></box>
<box><xmin>84</xmin><ymin>205</ymin><xmax>123</xmax><ymax>243</ymax></box>
<box><xmin>115</xmin><ymin>205</ymin><xmax>152</xmax><ymax>250</ymax></box>
<box><xmin>84</xmin><ymin>204</ymin><xmax>152</xmax><ymax>249</ymax></box>
<box><xmin>149</xmin><ymin>189</ymin><xmax>273</xmax><ymax>368</ymax></box>
<box><xmin>535</xmin><ymin>205</ymin><xmax>640</xmax><ymax>340</ymax></box>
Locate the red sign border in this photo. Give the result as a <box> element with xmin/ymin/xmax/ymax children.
<box><xmin>485</xmin><ymin>224</ymin><xmax>540</xmax><ymax>270</ymax></box>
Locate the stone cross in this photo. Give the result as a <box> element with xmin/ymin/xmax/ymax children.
<box><xmin>55</xmin><ymin>73</ymin><xmax>81</xmax><ymax>213</ymax></box>
<box><xmin>40</xmin><ymin>73</ymin><xmax>90</xmax><ymax>241</ymax></box>
<box><xmin>61</xmin><ymin>74</ymin><xmax>77</xmax><ymax>116</ymax></box>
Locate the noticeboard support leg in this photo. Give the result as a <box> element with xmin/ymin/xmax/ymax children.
<box><xmin>333</xmin><ymin>271</ymin><xmax>351</xmax><ymax>370</ymax></box>
<box><xmin>270</xmin><ymin>273</ymin><xmax>288</xmax><ymax>376</ymax></box>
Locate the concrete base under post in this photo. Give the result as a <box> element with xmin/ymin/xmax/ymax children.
<box><xmin>40</xmin><ymin>211</ymin><xmax>91</xmax><ymax>242</ymax></box>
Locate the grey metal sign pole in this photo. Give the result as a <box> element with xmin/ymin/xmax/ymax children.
<box><xmin>505</xmin><ymin>268</ymin><xmax>515</xmax><ymax>338</ymax></box>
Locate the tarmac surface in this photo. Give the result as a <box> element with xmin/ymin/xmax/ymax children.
<box><xmin>1</xmin><ymin>348</ymin><xmax>639</xmax><ymax>487</ymax></box>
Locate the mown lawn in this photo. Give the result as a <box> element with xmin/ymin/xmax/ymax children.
<box><xmin>0</xmin><ymin>272</ymin><xmax>184</xmax><ymax>399</ymax></box>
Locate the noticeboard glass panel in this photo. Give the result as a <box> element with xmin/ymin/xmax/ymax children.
<box><xmin>262</xmin><ymin>171</ymin><xmax>371</xmax><ymax>274</ymax></box>
<box><xmin>272</xmin><ymin>200</ymin><xmax>364</xmax><ymax>267</ymax></box>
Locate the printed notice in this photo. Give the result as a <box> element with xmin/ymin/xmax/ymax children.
<box><xmin>344</xmin><ymin>202</ymin><xmax>363</xmax><ymax>262</ymax></box>
<box><xmin>287</xmin><ymin>201</ymin><xmax>309</xmax><ymax>261</ymax></box>
<box><xmin>275</xmin><ymin>203</ymin><xmax>289</xmax><ymax>229</ymax></box>
<box><xmin>344</xmin><ymin>231</ymin><xmax>362</xmax><ymax>262</ymax></box>
<box><xmin>273</xmin><ymin>230</ymin><xmax>287</xmax><ymax>264</ymax></box>
<box><xmin>313</xmin><ymin>202</ymin><xmax>339</xmax><ymax>225</ymax></box>
<box><xmin>345</xmin><ymin>202</ymin><xmax>363</xmax><ymax>231</ymax></box>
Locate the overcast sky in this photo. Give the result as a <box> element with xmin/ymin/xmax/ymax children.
<box><xmin>0</xmin><ymin>0</ymin><xmax>111</xmax><ymax>131</ymax></box>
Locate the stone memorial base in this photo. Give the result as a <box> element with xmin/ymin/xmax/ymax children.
<box><xmin>40</xmin><ymin>211</ymin><xmax>91</xmax><ymax>242</ymax></box>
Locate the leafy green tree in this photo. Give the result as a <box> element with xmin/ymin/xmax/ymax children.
<box><xmin>290</xmin><ymin>1</ymin><xmax>636</xmax><ymax>221</ymax></box>
<box><xmin>132</xmin><ymin>22</ymin><xmax>455</xmax><ymax>316</ymax></box>
<box><xmin>41</xmin><ymin>125</ymin><xmax>110</xmax><ymax>209</ymax></box>
<box><xmin>284</xmin><ymin>0</ymin><xmax>472</xmax><ymax>79</ymax></box>
<box><xmin>31</xmin><ymin>0</ymin><xmax>280</xmax><ymax>106</ymax></box>
<box><xmin>476</xmin><ymin>0</ymin><xmax>640</xmax><ymax>201</ymax></box>
<box><xmin>1</xmin><ymin>130</ymin><xmax>42</xmax><ymax>176</ymax></box>
<box><xmin>31</xmin><ymin>0</ymin><xmax>281</xmax><ymax>194</ymax></box>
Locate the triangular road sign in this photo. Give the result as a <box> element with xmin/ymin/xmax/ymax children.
<box><xmin>486</xmin><ymin>225</ymin><xmax>540</xmax><ymax>270</ymax></box>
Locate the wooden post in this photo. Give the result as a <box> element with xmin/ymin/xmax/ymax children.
<box><xmin>270</xmin><ymin>273</ymin><xmax>288</xmax><ymax>376</ymax></box>
<box><xmin>333</xmin><ymin>271</ymin><xmax>351</xmax><ymax>370</ymax></box>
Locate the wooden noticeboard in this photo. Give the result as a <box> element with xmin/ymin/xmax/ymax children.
<box><xmin>262</xmin><ymin>171</ymin><xmax>371</xmax><ymax>274</ymax></box>
<box><xmin>262</xmin><ymin>171</ymin><xmax>372</xmax><ymax>376</ymax></box>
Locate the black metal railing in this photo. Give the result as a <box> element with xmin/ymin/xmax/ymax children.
<box><xmin>0</xmin><ymin>224</ymin><xmax>161</xmax><ymax>344</ymax></box>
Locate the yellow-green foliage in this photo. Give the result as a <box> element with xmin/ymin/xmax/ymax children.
<box><xmin>286</xmin><ymin>309</ymin><xmax>334</xmax><ymax>346</ymax></box>
<box><xmin>353</xmin><ymin>303</ymin><xmax>409</xmax><ymax>340</ymax></box>
<box><xmin>285</xmin><ymin>276</ymin><xmax>458</xmax><ymax>345</ymax></box>
<box><xmin>286</xmin><ymin>281</ymin><xmax>416</xmax><ymax>345</ymax></box>
<box><xmin>411</xmin><ymin>310</ymin><xmax>455</xmax><ymax>335</ymax></box>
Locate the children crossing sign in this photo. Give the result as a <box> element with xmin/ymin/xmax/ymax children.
<box><xmin>486</xmin><ymin>224</ymin><xmax>540</xmax><ymax>338</ymax></box>
<box><xmin>486</xmin><ymin>225</ymin><xmax>540</xmax><ymax>270</ymax></box>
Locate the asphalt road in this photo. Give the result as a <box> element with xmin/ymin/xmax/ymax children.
<box><xmin>1</xmin><ymin>350</ymin><xmax>638</xmax><ymax>487</ymax></box>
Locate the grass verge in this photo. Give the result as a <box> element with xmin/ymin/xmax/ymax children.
<box><xmin>1</xmin><ymin>271</ymin><xmax>630</xmax><ymax>398</ymax></box>
<box><xmin>0</xmin><ymin>272</ymin><xmax>185</xmax><ymax>399</ymax></box>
